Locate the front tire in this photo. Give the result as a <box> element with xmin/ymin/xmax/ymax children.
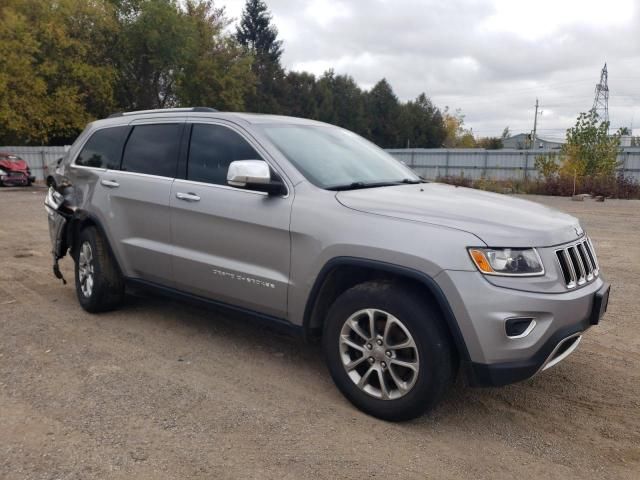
<box><xmin>323</xmin><ymin>282</ymin><xmax>455</xmax><ymax>421</ymax></box>
<box><xmin>74</xmin><ymin>226</ymin><xmax>124</xmax><ymax>313</ymax></box>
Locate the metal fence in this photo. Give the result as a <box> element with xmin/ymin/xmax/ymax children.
<box><xmin>2</xmin><ymin>145</ymin><xmax>640</xmax><ymax>183</ymax></box>
<box><xmin>0</xmin><ymin>146</ymin><xmax>70</xmax><ymax>181</ymax></box>
<box><xmin>386</xmin><ymin>148</ymin><xmax>640</xmax><ymax>182</ymax></box>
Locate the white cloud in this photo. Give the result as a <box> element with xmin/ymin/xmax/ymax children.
<box><xmin>304</xmin><ymin>0</ymin><xmax>352</xmax><ymax>27</ymax></box>
<box><xmin>481</xmin><ymin>0</ymin><xmax>635</xmax><ymax>41</ymax></box>
<box><xmin>220</xmin><ymin>0</ymin><xmax>640</xmax><ymax>136</ymax></box>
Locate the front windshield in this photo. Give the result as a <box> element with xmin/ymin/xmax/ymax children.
<box><xmin>260</xmin><ymin>124</ymin><xmax>419</xmax><ymax>189</ymax></box>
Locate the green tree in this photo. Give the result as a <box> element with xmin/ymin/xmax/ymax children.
<box><xmin>177</xmin><ymin>0</ymin><xmax>254</xmax><ymax>110</ymax></box>
<box><xmin>560</xmin><ymin>110</ymin><xmax>620</xmax><ymax>178</ymax></box>
<box><xmin>442</xmin><ymin>107</ymin><xmax>476</xmax><ymax>148</ymax></box>
<box><xmin>477</xmin><ymin>136</ymin><xmax>503</xmax><ymax>149</ymax></box>
<box><xmin>365</xmin><ymin>79</ymin><xmax>401</xmax><ymax>148</ymax></box>
<box><xmin>235</xmin><ymin>0</ymin><xmax>284</xmax><ymax>113</ymax></box>
<box><xmin>312</xmin><ymin>71</ymin><xmax>367</xmax><ymax>134</ymax></box>
<box><xmin>280</xmin><ymin>71</ymin><xmax>318</xmax><ymax>119</ymax></box>
<box><xmin>112</xmin><ymin>0</ymin><xmax>192</xmax><ymax>110</ymax></box>
<box><xmin>534</xmin><ymin>153</ymin><xmax>559</xmax><ymax>180</ymax></box>
<box><xmin>0</xmin><ymin>0</ymin><xmax>117</xmax><ymax>144</ymax></box>
<box><xmin>398</xmin><ymin>93</ymin><xmax>446</xmax><ymax>147</ymax></box>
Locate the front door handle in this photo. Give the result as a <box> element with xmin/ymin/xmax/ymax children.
<box><xmin>176</xmin><ymin>192</ymin><xmax>201</xmax><ymax>202</ymax></box>
<box><xmin>101</xmin><ymin>179</ymin><xmax>120</xmax><ymax>188</ymax></box>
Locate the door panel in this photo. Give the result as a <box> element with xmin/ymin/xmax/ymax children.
<box><xmin>170</xmin><ymin>181</ymin><xmax>292</xmax><ymax>318</ymax></box>
<box><xmin>97</xmin><ymin>171</ymin><xmax>174</xmax><ymax>283</ymax></box>
<box><xmin>169</xmin><ymin>122</ymin><xmax>292</xmax><ymax>318</ymax></box>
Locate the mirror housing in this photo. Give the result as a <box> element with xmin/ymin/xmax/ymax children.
<box><xmin>227</xmin><ymin>160</ymin><xmax>286</xmax><ymax>195</ymax></box>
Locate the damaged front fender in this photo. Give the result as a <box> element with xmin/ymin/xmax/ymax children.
<box><xmin>45</xmin><ymin>187</ymin><xmax>72</xmax><ymax>284</ymax></box>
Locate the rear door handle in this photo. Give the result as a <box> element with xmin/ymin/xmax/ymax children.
<box><xmin>100</xmin><ymin>179</ymin><xmax>119</xmax><ymax>188</ymax></box>
<box><xmin>176</xmin><ymin>192</ymin><xmax>201</xmax><ymax>202</ymax></box>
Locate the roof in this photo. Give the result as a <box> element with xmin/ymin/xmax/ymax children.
<box><xmin>98</xmin><ymin>108</ymin><xmax>326</xmax><ymax>127</ymax></box>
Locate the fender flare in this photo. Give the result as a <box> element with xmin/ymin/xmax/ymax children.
<box><xmin>302</xmin><ymin>256</ymin><xmax>471</xmax><ymax>362</ymax></box>
<box><xmin>66</xmin><ymin>210</ymin><xmax>124</xmax><ymax>278</ymax></box>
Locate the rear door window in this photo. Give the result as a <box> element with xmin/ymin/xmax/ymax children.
<box><xmin>187</xmin><ymin>124</ymin><xmax>261</xmax><ymax>185</ymax></box>
<box><xmin>121</xmin><ymin>124</ymin><xmax>182</xmax><ymax>177</ymax></box>
<box><xmin>76</xmin><ymin>126</ymin><xmax>129</xmax><ymax>169</ymax></box>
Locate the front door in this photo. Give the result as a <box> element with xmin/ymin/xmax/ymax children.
<box><xmin>169</xmin><ymin>122</ymin><xmax>292</xmax><ymax>319</ymax></box>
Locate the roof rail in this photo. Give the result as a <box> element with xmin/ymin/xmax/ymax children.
<box><xmin>107</xmin><ymin>107</ymin><xmax>217</xmax><ymax>118</ymax></box>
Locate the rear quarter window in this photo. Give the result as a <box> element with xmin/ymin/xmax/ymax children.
<box><xmin>75</xmin><ymin>126</ymin><xmax>130</xmax><ymax>169</ymax></box>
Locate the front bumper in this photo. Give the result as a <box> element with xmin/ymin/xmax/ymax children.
<box><xmin>435</xmin><ymin>270</ymin><xmax>608</xmax><ymax>387</ymax></box>
<box><xmin>0</xmin><ymin>173</ymin><xmax>29</xmax><ymax>186</ymax></box>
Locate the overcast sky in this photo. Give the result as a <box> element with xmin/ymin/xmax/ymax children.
<box><xmin>220</xmin><ymin>0</ymin><xmax>640</xmax><ymax>138</ymax></box>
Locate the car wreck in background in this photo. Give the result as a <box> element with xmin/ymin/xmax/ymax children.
<box><xmin>0</xmin><ymin>152</ymin><xmax>35</xmax><ymax>187</ymax></box>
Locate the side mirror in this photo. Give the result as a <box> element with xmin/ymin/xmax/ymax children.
<box><xmin>227</xmin><ymin>160</ymin><xmax>286</xmax><ymax>195</ymax></box>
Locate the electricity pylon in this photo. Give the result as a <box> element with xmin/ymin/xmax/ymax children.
<box><xmin>592</xmin><ymin>63</ymin><xmax>609</xmax><ymax>128</ymax></box>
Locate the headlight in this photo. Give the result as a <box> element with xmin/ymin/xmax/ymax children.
<box><xmin>0</xmin><ymin>168</ymin><xmax>6</xmax><ymax>176</ymax></box>
<box><xmin>468</xmin><ymin>247</ymin><xmax>544</xmax><ymax>276</ymax></box>
<box><xmin>44</xmin><ymin>186</ymin><xmax>65</xmax><ymax>215</ymax></box>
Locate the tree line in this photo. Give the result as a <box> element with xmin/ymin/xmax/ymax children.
<box><xmin>0</xmin><ymin>0</ymin><xmax>501</xmax><ymax>148</ymax></box>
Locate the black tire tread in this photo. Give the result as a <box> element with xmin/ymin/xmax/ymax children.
<box><xmin>323</xmin><ymin>281</ymin><xmax>455</xmax><ymax>421</ymax></box>
<box><xmin>75</xmin><ymin>226</ymin><xmax>124</xmax><ymax>313</ymax></box>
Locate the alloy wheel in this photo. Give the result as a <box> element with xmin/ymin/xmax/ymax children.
<box><xmin>339</xmin><ymin>308</ymin><xmax>420</xmax><ymax>400</ymax></box>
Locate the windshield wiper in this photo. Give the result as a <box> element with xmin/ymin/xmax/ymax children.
<box><xmin>327</xmin><ymin>178</ymin><xmax>425</xmax><ymax>191</ymax></box>
<box><xmin>327</xmin><ymin>181</ymin><xmax>398</xmax><ymax>191</ymax></box>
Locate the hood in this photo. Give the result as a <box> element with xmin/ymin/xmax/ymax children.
<box><xmin>0</xmin><ymin>157</ymin><xmax>29</xmax><ymax>173</ymax></box>
<box><xmin>336</xmin><ymin>183</ymin><xmax>582</xmax><ymax>247</ymax></box>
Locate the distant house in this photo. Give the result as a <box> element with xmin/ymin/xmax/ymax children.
<box><xmin>503</xmin><ymin>133</ymin><xmax>564</xmax><ymax>150</ymax></box>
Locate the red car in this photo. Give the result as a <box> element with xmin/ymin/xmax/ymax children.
<box><xmin>0</xmin><ymin>152</ymin><xmax>35</xmax><ymax>186</ymax></box>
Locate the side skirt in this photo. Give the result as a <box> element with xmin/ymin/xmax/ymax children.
<box><xmin>125</xmin><ymin>278</ymin><xmax>303</xmax><ymax>338</ymax></box>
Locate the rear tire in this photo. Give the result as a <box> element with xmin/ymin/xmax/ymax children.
<box><xmin>323</xmin><ymin>281</ymin><xmax>455</xmax><ymax>421</ymax></box>
<box><xmin>74</xmin><ymin>226</ymin><xmax>124</xmax><ymax>313</ymax></box>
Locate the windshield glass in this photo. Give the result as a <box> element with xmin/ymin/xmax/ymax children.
<box><xmin>260</xmin><ymin>124</ymin><xmax>419</xmax><ymax>189</ymax></box>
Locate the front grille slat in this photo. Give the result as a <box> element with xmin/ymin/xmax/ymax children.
<box><xmin>585</xmin><ymin>239</ymin><xmax>599</xmax><ymax>273</ymax></box>
<box><xmin>555</xmin><ymin>237</ymin><xmax>599</xmax><ymax>289</ymax></box>
<box><xmin>577</xmin><ymin>243</ymin><xmax>594</xmax><ymax>280</ymax></box>
<box><xmin>561</xmin><ymin>249</ymin><xmax>577</xmax><ymax>287</ymax></box>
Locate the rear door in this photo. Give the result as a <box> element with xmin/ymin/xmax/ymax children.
<box><xmin>169</xmin><ymin>121</ymin><xmax>293</xmax><ymax>319</ymax></box>
<box><xmin>96</xmin><ymin>121</ymin><xmax>184</xmax><ymax>284</ymax></box>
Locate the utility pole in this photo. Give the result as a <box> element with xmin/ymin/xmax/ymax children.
<box><xmin>531</xmin><ymin>98</ymin><xmax>539</xmax><ymax>150</ymax></box>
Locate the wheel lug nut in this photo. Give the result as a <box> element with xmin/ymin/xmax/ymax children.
<box><xmin>368</xmin><ymin>357</ymin><xmax>375</xmax><ymax>364</ymax></box>
<box><xmin>381</xmin><ymin>361</ymin><xmax>387</xmax><ymax>368</ymax></box>
<box><xmin>385</xmin><ymin>351</ymin><xmax>391</xmax><ymax>357</ymax></box>
<box><xmin>376</xmin><ymin>339</ymin><xmax>383</xmax><ymax>346</ymax></box>
<box><xmin>366</xmin><ymin>343</ymin><xmax>372</xmax><ymax>350</ymax></box>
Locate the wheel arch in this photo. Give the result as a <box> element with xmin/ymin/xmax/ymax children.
<box><xmin>302</xmin><ymin>257</ymin><xmax>471</xmax><ymax>363</ymax></box>
<box><xmin>66</xmin><ymin>211</ymin><xmax>124</xmax><ymax>277</ymax></box>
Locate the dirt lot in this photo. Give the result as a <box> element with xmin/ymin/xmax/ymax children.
<box><xmin>0</xmin><ymin>187</ymin><xmax>638</xmax><ymax>479</ymax></box>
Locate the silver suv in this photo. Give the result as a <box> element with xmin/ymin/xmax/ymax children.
<box><xmin>46</xmin><ymin>108</ymin><xmax>610</xmax><ymax>420</ymax></box>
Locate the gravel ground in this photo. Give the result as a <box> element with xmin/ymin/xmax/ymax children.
<box><xmin>1</xmin><ymin>187</ymin><xmax>638</xmax><ymax>479</ymax></box>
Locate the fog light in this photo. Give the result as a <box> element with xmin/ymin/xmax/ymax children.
<box><xmin>505</xmin><ymin>317</ymin><xmax>536</xmax><ymax>338</ymax></box>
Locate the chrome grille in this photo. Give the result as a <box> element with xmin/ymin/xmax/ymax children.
<box><xmin>555</xmin><ymin>238</ymin><xmax>599</xmax><ymax>288</ymax></box>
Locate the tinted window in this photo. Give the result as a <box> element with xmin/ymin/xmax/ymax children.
<box><xmin>121</xmin><ymin>124</ymin><xmax>182</xmax><ymax>177</ymax></box>
<box><xmin>76</xmin><ymin>126</ymin><xmax>129</xmax><ymax>169</ymax></box>
<box><xmin>188</xmin><ymin>124</ymin><xmax>261</xmax><ymax>185</ymax></box>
